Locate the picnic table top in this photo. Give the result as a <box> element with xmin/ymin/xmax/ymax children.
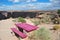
<box><xmin>15</xmin><ymin>23</ymin><xmax>38</xmax><ymax>32</ymax></box>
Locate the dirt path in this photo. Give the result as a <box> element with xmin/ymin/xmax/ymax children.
<box><xmin>0</xmin><ymin>18</ymin><xmax>18</xmax><ymax>40</ymax></box>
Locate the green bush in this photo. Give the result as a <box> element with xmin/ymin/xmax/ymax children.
<box><xmin>29</xmin><ymin>27</ymin><xmax>51</xmax><ymax>40</ymax></box>
<box><xmin>18</xmin><ymin>17</ymin><xmax>26</xmax><ymax>23</ymax></box>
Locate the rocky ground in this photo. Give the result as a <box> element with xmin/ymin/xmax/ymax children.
<box><xmin>0</xmin><ymin>18</ymin><xmax>60</xmax><ymax>40</ymax></box>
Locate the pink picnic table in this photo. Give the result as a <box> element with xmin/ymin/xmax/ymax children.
<box><xmin>11</xmin><ymin>28</ymin><xmax>27</xmax><ymax>39</ymax></box>
<box><xmin>15</xmin><ymin>23</ymin><xmax>38</xmax><ymax>32</ymax></box>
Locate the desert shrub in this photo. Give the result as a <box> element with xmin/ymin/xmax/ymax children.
<box><xmin>29</xmin><ymin>27</ymin><xmax>51</xmax><ymax>40</ymax></box>
<box><xmin>43</xmin><ymin>15</ymin><xmax>51</xmax><ymax>24</ymax></box>
<box><xmin>31</xmin><ymin>19</ymin><xmax>40</xmax><ymax>26</ymax></box>
<box><xmin>39</xmin><ymin>14</ymin><xmax>51</xmax><ymax>24</ymax></box>
<box><xmin>12</xmin><ymin>18</ymin><xmax>18</xmax><ymax>22</ymax></box>
<box><xmin>12</xmin><ymin>20</ymin><xmax>16</xmax><ymax>22</ymax></box>
<box><xmin>57</xmin><ymin>9</ymin><xmax>60</xmax><ymax>14</ymax></box>
<box><xmin>52</xmin><ymin>18</ymin><xmax>60</xmax><ymax>24</ymax></box>
<box><xmin>53</xmin><ymin>24</ymin><xmax>60</xmax><ymax>30</ymax></box>
<box><xmin>18</xmin><ymin>17</ymin><xmax>26</xmax><ymax>23</ymax></box>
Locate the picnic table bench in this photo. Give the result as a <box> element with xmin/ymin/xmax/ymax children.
<box><xmin>11</xmin><ymin>28</ymin><xmax>27</xmax><ymax>39</ymax></box>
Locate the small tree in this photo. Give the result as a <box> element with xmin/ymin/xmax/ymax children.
<box><xmin>57</xmin><ymin>9</ymin><xmax>60</xmax><ymax>15</ymax></box>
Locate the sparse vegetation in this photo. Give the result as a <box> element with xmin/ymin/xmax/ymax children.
<box><xmin>12</xmin><ymin>17</ymin><xmax>26</xmax><ymax>23</ymax></box>
<box><xmin>39</xmin><ymin>14</ymin><xmax>51</xmax><ymax>24</ymax></box>
<box><xmin>30</xmin><ymin>19</ymin><xmax>40</xmax><ymax>26</ymax></box>
<box><xmin>53</xmin><ymin>24</ymin><xmax>60</xmax><ymax>30</ymax></box>
<box><xmin>57</xmin><ymin>9</ymin><xmax>60</xmax><ymax>15</ymax></box>
<box><xmin>18</xmin><ymin>17</ymin><xmax>26</xmax><ymax>23</ymax></box>
<box><xmin>29</xmin><ymin>27</ymin><xmax>51</xmax><ymax>40</ymax></box>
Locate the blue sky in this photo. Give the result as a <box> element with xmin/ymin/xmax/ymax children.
<box><xmin>0</xmin><ymin>0</ymin><xmax>60</xmax><ymax>11</ymax></box>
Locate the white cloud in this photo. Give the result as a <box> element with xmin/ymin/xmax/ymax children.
<box><xmin>50</xmin><ymin>0</ymin><xmax>60</xmax><ymax>4</ymax></box>
<box><xmin>50</xmin><ymin>0</ymin><xmax>60</xmax><ymax>7</ymax></box>
<box><xmin>0</xmin><ymin>0</ymin><xmax>60</xmax><ymax>11</ymax></box>
<box><xmin>26</xmin><ymin>0</ymin><xmax>31</xmax><ymax>2</ymax></box>
<box><xmin>9</xmin><ymin>0</ymin><xmax>20</xmax><ymax>3</ymax></box>
<box><xmin>9</xmin><ymin>0</ymin><xmax>37</xmax><ymax>3</ymax></box>
<box><xmin>26</xmin><ymin>0</ymin><xmax>37</xmax><ymax>2</ymax></box>
<box><xmin>0</xmin><ymin>3</ymin><xmax>52</xmax><ymax>10</ymax></box>
<box><xmin>31</xmin><ymin>0</ymin><xmax>37</xmax><ymax>2</ymax></box>
<box><xmin>14</xmin><ymin>0</ymin><xmax>20</xmax><ymax>2</ymax></box>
